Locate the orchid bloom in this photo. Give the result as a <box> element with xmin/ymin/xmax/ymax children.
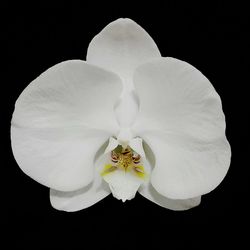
<box><xmin>11</xmin><ymin>18</ymin><xmax>231</xmax><ymax>212</ymax></box>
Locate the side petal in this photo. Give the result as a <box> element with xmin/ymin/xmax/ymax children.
<box><xmin>11</xmin><ymin>61</ymin><xmax>122</xmax><ymax>191</ymax></box>
<box><xmin>12</xmin><ymin>60</ymin><xmax>122</xmax><ymax>133</ymax></box>
<box><xmin>139</xmin><ymin>183</ymin><xmax>201</xmax><ymax>211</ymax></box>
<box><xmin>11</xmin><ymin>127</ymin><xmax>109</xmax><ymax>192</ymax></box>
<box><xmin>133</xmin><ymin>57</ymin><xmax>226</xmax><ymax>139</ymax></box>
<box><xmin>50</xmin><ymin>185</ymin><xmax>110</xmax><ymax>212</ymax></box>
<box><xmin>87</xmin><ymin>18</ymin><xmax>161</xmax><ymax>89</ymax></box>
<box><xmin>133</xmin><ymin>58</ymin><xmax>231</xmax><ymax>199</ymax></box>
<box><xmin>140</xmin><ymin>128</ymin><xmax>231</xmax><ymax>199</ymax></box>
<box><xmin>50</xmin><ymin>155</ymin><xmax>110</xmax><ymax>212</ymax></box>
<box><xmin>139</xmin><ymin>158</ymin><xmax>200</xmax><ymax>210</ymax></box>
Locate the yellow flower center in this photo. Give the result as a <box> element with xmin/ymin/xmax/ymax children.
<box><xmin>101</xmin><ymin>146</ymin><xmax>146</xmax><ymax>179</ymax></box>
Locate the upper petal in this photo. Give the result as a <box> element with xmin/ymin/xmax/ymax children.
<box><xmin>133</xmin><ymin>57</ymin><xmax>231</xmax><ymax>199</ymax></box>
<box><xmin>87</xmin><ymin>18</ymin><xmax>161</xmax><ymax>89</ymax></box>
<box><xmin>12</xmin><ymin>60</ymin><xmax>122</xmax><ymax>133</ymax></box>
<box><xmin>11</xmin><ymin>61</ymin><xmax>122</xmax><ymax>191</ymax></box>
<box><xmin>133</xmin><ymin>57</ymin><xmax>226</xmax><ymax>139</ymax></box>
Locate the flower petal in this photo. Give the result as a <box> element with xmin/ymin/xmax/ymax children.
<box><xmin>100</xmin><ymin>149</ymin><xmax>150</xmax><ymax>202</ymax></box>
<box><xmin>139</xmin><ymin>158</ymin><xmax>200</xmax><ymax>210</ymax></box>
<box><xmin>87</xmin><ymin>18</ymin><xmax>161</xmax><ymax>89</ymax></box>
<box><xmin>133</xmin><ymin>58</ymin><xmax>231</xmax><ymax>199</ymax></box>
<box><xmin>142</xmin><ymin>133</ymin><xmax>230</xmax><ymax>199</ymax></box>
<box><xmin>11</xmin><ymin>127</ymin><xmax>109</xmax><ymax>191</ymax></box>
<box><xmin>12</xmin><ymin>60</ymin><xmax>122</xmax><ymax>133</ymax></box>
<box><xmin>50</xmin><ymin>185</ymin><xmax>109</xmax><ymax>212</ymax></box>
<box><xmin>139</xmin><ymin>183</ymin><xmax>201</xmax><ymax>211</ymax></box>
<box><xmin>133</xmin><ymin>57</ymin><xmax>226</xmax><ymax>139</ymax></box>
<box><xmin>50</xmin><ymin>155</ymin><xmax>110</xmax><ymax>211</ymax></box>
<box><xmin>11</xmin><ymin>61</ymin><xmax>122</xmax><ymax>191</ymax></box>
<box><xmin>103</xmin><ymin>168</ymin><xmax>143</xmax><ymax>202</ymax></box>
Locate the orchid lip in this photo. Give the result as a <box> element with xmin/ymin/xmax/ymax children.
<box><xmin>101</xmin><ymin>145</ymin><xmax>147</xmax><ymax>202</ymax></box>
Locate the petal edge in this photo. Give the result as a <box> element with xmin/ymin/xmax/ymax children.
<box><xmin>87</xmin><ymin>18</ymin><xmax>161</xmax><ymax>89</ymax></box>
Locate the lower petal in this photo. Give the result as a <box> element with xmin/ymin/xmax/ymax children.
<box><xmin>142</xmin><ymin>132</ymin><xmax>231</xmax><ymax>199</ymax></box>
<box><xmin>139</xmin><ymin>183</ymin><xmax>201</xmax><ymax>211</ymax></box>
<box><xmin>50</xmin><ymin>150</ymin><xmax>111</xmax><ymax>211</ymax></box>
<box><xmin>102</xmin><ymin>169</ymin><xmax>143</xmax><ymax>202</ymax></box>
<box><xmin>11</xmin><ymin>126</ymin><xmax>109</xmax><ymax>192</ymax></box>
<box><xmin>11</xmin><ymin>60</ymin><xmax>123</xmax><ymax>192</ymax></box>
<box><xmin>50</xmin><ymin>176</ymin><xmax>110</xmax><ymax>212</ymax></box>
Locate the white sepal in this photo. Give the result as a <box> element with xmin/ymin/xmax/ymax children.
<box><xmin>87</xmin><ymin>18</ymin><xmax>161</xmax><ymax>89</ymax></box>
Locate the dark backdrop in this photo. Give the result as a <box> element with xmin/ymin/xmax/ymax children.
<box><xmin>5</xmin><ymin>2</ymin><xmax>249</xmax><ymax>249</ymax></box>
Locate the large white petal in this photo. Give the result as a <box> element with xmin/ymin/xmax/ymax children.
<box><xmin>133</xmin><ymin>58</ymin><xmax>231</xmax><ymax>199</ymax></box>
<box><xmin>11</xmin><ymin>61</ymin><xmax>122</xmax><ymax>191</ymax></box>
<box><xmin>50</xmin><ymin>154</ymin><xmax>110</xmax><ymax>211</ymax></box>
<box><xmin>12</xmin><ymin>60</ymin><xmax>122</xmax><ymax>132</ymax></box>
<box><xmin>133</xmin><ymin>57</ymin><xmax>226</xmax><ymax>139</ymax></box>
<box><xmin>87</xmin><ymin>18</ymin><xmax>161</xmax><ymax>90</ymax></box>
<box><xmin>87</xmin><ymin>19</ymin><xmax>158</xmax><ymax>130</ymax></box>
<box><xmin>50</xmin><ymin>185</ymin><xmax>109</xmax><ymax>212</ymax></box>
<box><xmin>139</xmin><ymin>183</ymin><xmax>201</xmax><ymax>211</ymax></box>
<box><xmin>11</xmin><ymin>127</ymin><xmax>108</xmax><ymax>191</ymax></box>
<box><xmin>139</xmin><ymin>155</ymin><xmax>200</xmax><ymax>210</ymax></box>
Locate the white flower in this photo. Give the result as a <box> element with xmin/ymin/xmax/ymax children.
<box><xmin>11</xmin><ymin>18</ymin><xmax>231</xmax><ymax>212</ymax></box>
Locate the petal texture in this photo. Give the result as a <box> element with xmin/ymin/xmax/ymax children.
<box><xmin>12</xmin><ymin>60</ymin><xmax>122</xmax><ymax>132</ymax></box>
<box><xmin>11</xmin><ymin>61</ymin><xmax>122</xmax><ymax>191</ymax></box>
<box><xmin>11</xmin><ymin>127</ymin><xmax>108</xmax><ymax>191</ymax></box>
<box><xmin>133</xmin><ymin>57</ymin><xmax>226</xmax><ymax>139</ymax></box>
<box><xmin>139</xmin><ymin>183</ymin><xmax>201</xmax><ymax>211</ymax></box>
<box><xmin>50</xmin><ymin>155</ymin><xmax>110</xmax><ymax>211</ymax></box>
<box><xmin>133</xmin><ymin>58</ymin><xmax>231</xmax><ymax>199</ymax></box>
<box><xmin>138</xmin><ymin>157</ymin><xmax>200</xmax><ymax>210</ymax></box>
<box><xmin>50</xmin><ymin>185</ymin><xmax>109</xmax><ymax>212</ymax></box>
<box><xmin>87</xmin><ymin>18</ymin><xmax>161</xmax><ymax>90</ymax></box>
<box><xmin>142</xmin><ymin>132</ymin><xmax>230</xmax><ymax>199</ymax></box>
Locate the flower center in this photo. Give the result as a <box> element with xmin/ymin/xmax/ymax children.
<box><xmin>101</xmin><ymin>146</ymin><xmax>147</xmax><ymax>202</ymax></box>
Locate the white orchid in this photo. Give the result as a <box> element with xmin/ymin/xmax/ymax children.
<box><xmin>11</xmin><ymin>18</ymin><xmax>231</xmax><ymax>212</ymax></box>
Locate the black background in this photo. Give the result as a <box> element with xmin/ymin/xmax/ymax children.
<box><xmin>5</xmin><ymin>2</ymin><xmax>249</xmax><ymax>249</ymax></box>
